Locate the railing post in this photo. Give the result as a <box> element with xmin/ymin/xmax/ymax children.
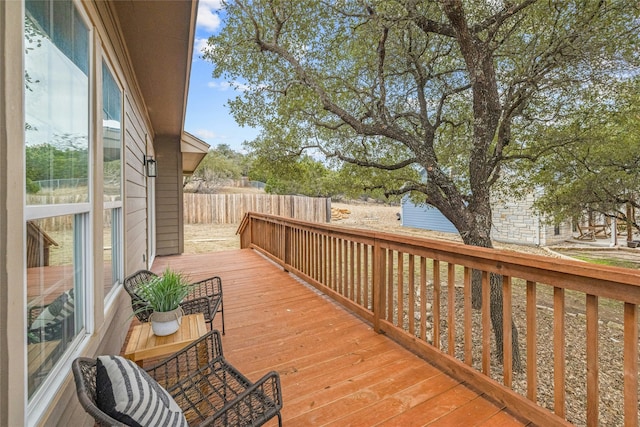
<box><xmin>372</xmin><ymin>239</ymin><xmax>385</xmax><ymax>333</ymax></box>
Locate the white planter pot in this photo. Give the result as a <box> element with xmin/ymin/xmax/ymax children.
<box><xmin>149</xmin><ymin>307</ymin><xmax>183</xmax><ymax>336</ymax></box>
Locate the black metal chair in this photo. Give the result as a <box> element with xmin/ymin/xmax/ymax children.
<box><xmin>124</xmin><ymin>270</ymin><xmax>225</xmax><ymax>334</ymax></box>
<box><xmin>72</xmin><ymin>331</ymin><xmax>282</xmax><ymax>426</ymax></box>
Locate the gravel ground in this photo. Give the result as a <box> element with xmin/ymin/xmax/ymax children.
<box><xmin>184</xmin><ymin>200</ymin><xmax>639</xmax><ymax>426</ymax></box>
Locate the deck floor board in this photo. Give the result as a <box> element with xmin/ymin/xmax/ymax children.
<box><xmin>151</xmin><ymin>249</ymin><xmax>528</xmax><ymax>426</ymax></box>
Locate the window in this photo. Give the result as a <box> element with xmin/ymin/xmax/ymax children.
<box><xmin>26</xmin><ymin>215</ymin><xmax>87</xmax><ymax>398</ymax></box>
<box><xmin>102</xmin><ymin>62</ymin><xmax>123</xmax><ymax>298</ymax></box>
<box><xmin>25</xmin><ymin>0</ymin><xmax>89</xmax><ymax>203</ymax></box>
<box><xmin>24</xmin><ymin>0</ymin><xmax>90</xmax><ymax>400</ymax></box>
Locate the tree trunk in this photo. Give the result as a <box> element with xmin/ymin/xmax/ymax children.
<box><xmin>464</xmin><ymin>234</ymin><xmax>522</xmax><ymax>372</ymax></box>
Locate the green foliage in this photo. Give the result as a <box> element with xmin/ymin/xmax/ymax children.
<box><xmin>521</xmin><ymin>79</ymin><xmax>640</xmax><ymax>230</ymax></box>
<box><xmin>192</xmin><ymin>144</ymin><xmax>247</xmax><ymax>182</ymax></box>
<box><xmin>25</xmin><ymin>142</ymin><xmax>89</xmax><ymax>183</ymax></box>
<box><xmin>205</xmin><ymin>0</ymin><xmax>640</xmax><ymax>245</ymax></box>
<box><xmin>26</xmin><ymin>178</ymin><xmax>40</xmax><ymax>194</ymax></box>
<box><xmin>138</xmin><ymin>268</ymin><xmax>193</xmax><ymax>312</ymax></box>
<box><xmin>574</xmin><ymin>256</ymin><xmax>640</xmax><ymax>270</ymax></box>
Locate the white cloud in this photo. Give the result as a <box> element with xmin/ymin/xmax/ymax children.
<box><xmin>194</xmin><ymin>129</ymin><xmax>218</xmax><ymax>139</ymax></box>
<box><xmin>207</xmin><ymin>81</ymin><xmax>231</xmax><ymax>91</ymax></box>
<box><xmin>207</xmin><ymin>80</ymin><xmax>264</xmax><ymax>92</ymax></box>
<box><xmin>194</xmin><ymin>37</ymin><xmax>209</xmax><ymax>56</ymax></box>
<box><xmin>197</xmin><ymin>0</ymin><xmax>222</xmax><ymax>32</ymax></box>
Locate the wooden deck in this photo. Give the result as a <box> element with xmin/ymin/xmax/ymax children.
<box><xmin>151</xmin><ymin>249</ymin><xmax>531</xmax><ymax>426</ymax></box>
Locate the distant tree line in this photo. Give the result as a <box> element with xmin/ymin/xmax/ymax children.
<box><xmin>190</xmin><ymin>143</ymin><xmax>396</xmax><ymax>202</ymax></box>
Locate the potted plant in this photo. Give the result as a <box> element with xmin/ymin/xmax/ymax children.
<box><xmin>137</xmin><ymin>267</ymin><xmax>193</xmax><ymax>336</ymax></box>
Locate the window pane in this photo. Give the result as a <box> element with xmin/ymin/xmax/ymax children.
<box><xmin>103</xmin><ymin>208</ymin><xmax>122</xmax><ymax>298</ymax></box>
<box><xmin>25</xmin><ymin>3</ymin><xmax>89</xmax><ymax>204</ymax></box>
<box><xmin>102</xmin><ymin>62</ymin><xmax>121</xmax><ymax>201</ymax></box>
<box><xmin>26</xmin><ymin>215</ymin><xmax>84</xmax><ymax>398</ymax></box>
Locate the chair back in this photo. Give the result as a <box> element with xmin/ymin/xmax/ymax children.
<box><xmin>71</xmin><ymin>358</ymin><xmax>127</xmax><ymax>427</ymax></box>
<box><xmin>123</xmin><ymin>270</ymin><xmax>158</xmax><ymax>322</ymax></box>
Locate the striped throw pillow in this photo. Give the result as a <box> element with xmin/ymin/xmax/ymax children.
<box><xmin>29</xmin><ymin>289</ymin><xmax>74</xmax><ymax>341</ymax></box>
<box><xmin>96</xmin><ymin>355</ymin><xmax>187</xmax><ymax>427</ymax></box>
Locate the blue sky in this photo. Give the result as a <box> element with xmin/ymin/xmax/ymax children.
<box><xmin>184</xmin><ymin>0</ymin><xmax>258</xmax><ymax>153</ymax></box>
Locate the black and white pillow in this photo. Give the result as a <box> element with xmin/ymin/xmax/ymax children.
<box><xmin>96</xmin><ymin>355</ymin><xmax>187</xmax><ymax>427</ymax></box>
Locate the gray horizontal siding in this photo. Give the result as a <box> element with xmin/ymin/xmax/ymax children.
<box><xmin>401</xmin><ymin>198</ymin><xmax>458</xmax><ymax>234</ymax></box>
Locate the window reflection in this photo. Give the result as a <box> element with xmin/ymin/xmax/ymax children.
<box><xmin>102</xmin><ymin>62</ymin><xmax>123</xmax><ymax>298</ymax></box>
<box><xmin>24</xmin><ymin>6</ymin><xmax>89</xmax><ymax>204</ymax></box>
<box><xmin>26</xmin><ymin>216</ymin><xmax>83</xmax><ymax>398</ymax></box>
<box><xmin>103</xmin><ymin>62</ymin><xmax>122</xmax><ymax>200</ymax></box>
<box><xmin>103</xmin><ymin>209</ymin><xmax>113</xmax><ymax>293</ymax></box>
<box><xmin>24</xmin><ymin>0</ymin><xmax>89</xmax><ymax>400</ymax></box>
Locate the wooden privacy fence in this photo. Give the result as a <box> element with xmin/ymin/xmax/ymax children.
<box><xmin>238</xmin><ymin>212</ymin><xmax>640</xmax><ymax>427</ymax></box>
<box><xmin>183</xmin><ymin>193</ymin><xmax>330</xmax><ymax>224</ymax></box>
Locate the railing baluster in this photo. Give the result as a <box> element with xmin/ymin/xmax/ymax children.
<box><xmin>312</xmin><ymin>231</ymin><xmax>316</xmax><ymax>280</ymax></box>
<box><xmin>398</xmin><ymin>252</ymin><xmax>404</xmax><ymax>328</ymax></box>
<box><xmin>482</xmin><ymin>271</ymin><xmax>491</xmax><ymax>376</ymax></box>
<box><xmin>326</xmin><ymin>234</ymin><xmax>330</xmax><ymax>286</ymax></box>
<box><xmin>337</xmin><ymin>238</ymin><xmax>342</xmax><ymax>293</ymax></box>
<box><xmin>554</xmin><ymin>287</ymin><xmax>566</xmax><ymax>418</ymax></box>
<box><xmin>356</xmin><ymin>242</ymin><xmax>362</xmax><ymax>306</ymax></box>
<box><xmin>331</xmin><ymin>236</ymin><xmax>337</xmax><ymax>291</ymax></box>
<box><xmin>624</xmin><ymin>302</ymin><xmax>638</xmax><ymax>427</ymax></box>
<box><xmin>373</xmin><ymin>243</ymin><xmax>386</xmax><ymax>333</ymax></box>
<box><xmin>343</xmin><ymin>238</ymin><xmax>349</xmax><ymax>298</ymax></box>
<box><xmin>527</xmin><ymin>280</ymin><xmax>537</xmax><ymax>402</ymax></box>
<box><xmin>306</xmin><ymin>230</ymin><xmax>310</xmax><ymax>279</ymax></box>
<box><xmin>409</xmin><ymin>254</ymin><xmax>415</xmax><ymax>336</ymax></box>
<box><xmin>433</xmin><ymin>260</ymin><xmax>440</xmax><ymax>350</ymax></box>
<box><xmin>387</xmin><ymin>250</ymin><xmax>394</xmax><ymax>322</ymax></box>
<box><xmin>464</xmin><ymin>267</ymin><xmax>472</xmax><ymax>366</ymax></box>
<box><xmin>350</xmin><ymin>241</ymin><xmax>355</xmax><ymax>301</ymax></box>
<box><xmin>503</xmin><ymin>275</ymin><xmax>512</xmax><ymax>388</ymax></box>
<box><xmin>363</xmin><ymin>244</ymin><xmax>369</xmax><ymax>310</ymax></box>
<box><xmin>294</xmin><ymin>228</ymin><xmax>298</xmax><ymax>270</ymax></box>
<box><xmin>586</xmin><ymin>294</ymin><xmax>598</xmax><ymax>427</ymax></box>
<box><xmin>420</xmin><ymin>257</ymin><xmax>427</xmax><ymax>342</ymax></box>
<box><xmin>448</xmin><ymin>263</ymin><xmax>456</xmax><ymax>357</ymax></box>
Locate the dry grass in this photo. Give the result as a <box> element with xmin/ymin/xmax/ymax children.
<box><xmin>184</xmin><ymin>223</ymin><xmax>240</xmax><ymax>254</ymax></box>
<box><xmin>182</xmin><ymin>198</ymin><xmax>639</xmax><ymax>426</ymax></box>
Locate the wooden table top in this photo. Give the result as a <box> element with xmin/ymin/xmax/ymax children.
<box><xmin>123</xmin><ymin>313</ymin><xmax>207</xmax><ymax>364</ymax></box>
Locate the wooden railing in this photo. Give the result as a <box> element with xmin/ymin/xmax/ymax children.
<box><xmin>238</xmin><ymin>212</ymin><xmax>640</xmax><ymax>427</ymax></box>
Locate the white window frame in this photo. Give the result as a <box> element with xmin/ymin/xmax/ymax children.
<box><xmin>101</xmin><ymin>58</ymin><xmax>124</xmax><ymax>302</ymax></box>
<box><xmin>24</xmin><ymin>0</ymin><xmax>94</xmax><ymax>422</ymax></box>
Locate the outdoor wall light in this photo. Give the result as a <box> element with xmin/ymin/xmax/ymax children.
<box><xmin>144</xmin><ymin>155</ymin><xmax>157</xmax><ymax>178</ymax></box>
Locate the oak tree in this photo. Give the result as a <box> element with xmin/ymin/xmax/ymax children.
<box><xmin>205</xmin><ymin>0</ymin><xmax>640</xmax><ymax>370</ymax></box>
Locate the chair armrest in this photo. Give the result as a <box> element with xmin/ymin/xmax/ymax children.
<box><xmin>202</xmin><ymin>371</ymin><xmax>283</xmax><ymax>427</ymax></box>
<box><xmin>190</xmin><ymin>276</ymin><xmax>222</xmax><ymax>299</ymax></box>
<box><xmin>145</xmin><ymin>330</ymin><xmax>224</xmax><ymax>382</ymax></box>
<box><xmin>72</xmin><ymin>358</ymin><xmax>128</xmax><ymax>427</ymax></box>
<box><xmin>180</xmin><ymin>295</ymin><xmax>216</xmax><ymax>319</ymax></box>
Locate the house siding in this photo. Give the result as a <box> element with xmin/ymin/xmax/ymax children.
<box><xmin>155</xmin><ymin>135</ymin><xmax>183</xmax><ymax>256</ymax></box>
<box><xmin>491</xmin><ymin>192</ymin><xmax>573</xmax><ymax>246</ymax></box>
<box><xmin>401</xmin><ymin>198</ymin><xmax>458</xmax><ymax>233</ymax></box>
<box><xmin>123</xmin><ymin>93</ymin><xmax>152</xmax><ymax>272</ymax></box>
<box><xmin>402</xmin><ymin>192</ymin><xmax>573</xmax><ymax>246</ymax></box>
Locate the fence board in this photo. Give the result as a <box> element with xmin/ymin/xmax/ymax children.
<box><xmin>183</xmin><ymin>193</ymin><xmax>330</xmax><ymax>224</ymax></box>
